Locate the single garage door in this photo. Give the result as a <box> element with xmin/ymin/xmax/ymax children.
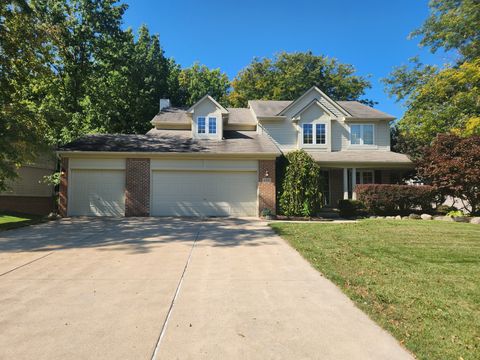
<box><xmin>151</xmin><ymin>171</ymin><xmax>257</xmax><ymax>217</ymax></box>
<box><xmin>69</xmin><ymin>169</ymin><xmax>125</xmax><ymax>216</ymax></box>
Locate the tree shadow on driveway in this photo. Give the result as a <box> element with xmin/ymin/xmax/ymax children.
<box><xmin>0</xmin><ymin>217</ymin><xmax>278</xmax><ymax>254</ymax></box>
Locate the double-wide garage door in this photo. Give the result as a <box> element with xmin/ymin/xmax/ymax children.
<box><xmin>151</xmin><ymin>171</ymin><xmax>257</xmax><ymax>217</ymax></box>
<box><xmin>68</xmin><ymin>161</ymin><xmax>258</xmax><ymax>217</ymax></box>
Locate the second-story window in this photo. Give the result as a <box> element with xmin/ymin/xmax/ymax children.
<box><xmin>208</xmin><ymin>117</ymin><xmax>217</xmax><ymax>134</ymax></box>
<box><xmin>303</xmin><ymin>124</ymin><xmax>313</xmax><ymax>144</ymax></box>
<box><xmin>198</xmin><ymin>117</ymin><xmax>206</xmax><ymax>134</ymax></box>
<box><xmin>303</xmin><ymin>123</ymin><xmax>326</xmax><ymax>145</ymax></box>
<box><xmin>350</xmin><ymin>124</ymin><xmax>374</xmax><ymax>145</ymax></box>
<box><xmin>316</xmin><ymin>124</ymin><xmax>326</xmax><ymax>144</ymax></box>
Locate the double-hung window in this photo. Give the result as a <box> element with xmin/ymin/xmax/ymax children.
<box><xmin>316</xmin><ymin>124</ymin><xmax>326</xmax><ymax>144</ymax></box>
<box><xmin>197</xmin><ymin>117</ymin><xmax>206</xmax><ymax>134</ymax></box>
<box><xmin>350</xmin><ymin>124</ymin><xmax>374</xmax><ymax>145</ymax></box>
<box><xmin>303</xmin><ymin>123</ymin><xmax>326</xmax><ymax>145</ymax></box>
<box><xmin>303</xmin><ymin>124</ymin><xmax>313</xmax><ymax>144</ymax></box>
<box><xmin>208</xmin><ymin>117</ymin><xmax>217</xmax><ymax>134</ymax></box>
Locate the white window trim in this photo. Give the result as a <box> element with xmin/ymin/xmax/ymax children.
<box><xmin>301</xmin><ymin>121</ymin><xmax>328</xmax><ymax>147</ymax></box>
<box><xmin>350</xmin><ymin>123</ymin><xmax>375</xmax><ymax>146</ymax></box>
<box><xmin>196</xmin><ymin>116</ymin><xmax>217</xmax><ymax>137</ymax></box>
<box><xmin>208</xmin><ymin>116</ymin><xmax>217</xmax><ymax>134</ymax></box>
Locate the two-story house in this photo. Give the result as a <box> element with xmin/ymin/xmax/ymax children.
<box><xmin>57</xmin><ymin>86</ymin><xmax>412</xmax><ymax>217</ymax></box>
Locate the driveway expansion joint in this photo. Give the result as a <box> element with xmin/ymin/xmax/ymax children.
<box><xmin>150</xmin><ymin>224</ymin><xmax>203</xmax><ymax>360</ymax></box>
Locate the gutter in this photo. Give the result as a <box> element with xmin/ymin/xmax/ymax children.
<box><xmin>56</xmin><ymin>150</ymin><xmax>280</xmax><ymax>160</ymax></box>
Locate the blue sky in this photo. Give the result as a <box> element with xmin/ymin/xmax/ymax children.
<box><xmin>123</xmin><ymin>0</ymin><xmax>450</xmax><ymax>118</ymax></box>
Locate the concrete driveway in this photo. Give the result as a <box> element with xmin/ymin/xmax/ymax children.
<box><xmin>0</xmin><ymin>218</ymin><xmax>413</xmax><ymax>360</ymax></box>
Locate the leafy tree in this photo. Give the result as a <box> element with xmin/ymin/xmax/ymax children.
<box><xmin>384</xmin><ymin>0</ymin><xmax>480</xmax><ymax>155</ymax></box>
<box><xmin>85</xmin><ymin>25</ymin><xmax>171</xmax><ymax>134</ymax></box>
<box><xmin>229</xmin><ymin>51</ymin><xmax>372</xmax><ymax>107</ymax></box>
<box><xmin>416</xmin><ymin>134</ymin><xmax>480</xmax><ymax>214</ymax></box>
<box><xmin>0</xmin><ymin>0</ymin><xmax>52</xmax><ymax>190</ymax></box>
<box><xmin>176</xmin><ymin>63</ymin><xmax>230</xmax><ymax>107</ymax></box>
<box><xmin>279</xmin><ymin>150</ymin><xmax>323</xmax><ymax>217</ymax></box>
<box><xmin>394</xmin><ymin>60</ymin><xmax>480</xmax><ymax>151</ymax></box>
<box><xmin>410</xmin><ymin>0</ymin><xmax>480</xmax><ymax>62</ymax></box>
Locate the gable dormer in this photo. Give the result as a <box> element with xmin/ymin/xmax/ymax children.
<box><xmin>187</xmin><ymin>95</ymin><xmax>228</xmax><ymax>140</ymax></box>
<box><xmin>278</xmin><ymin>86</ymin><xmax>350</xmax><ymax>119</ymax></box>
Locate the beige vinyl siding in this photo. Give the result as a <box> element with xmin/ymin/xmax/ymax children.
<box><xmin>0</xmin><ymin>167</ymin><xmax>54</xmax><ymax>197</ymax></box>
<box><xmin>258</xmin><ymin>121</ymin><xmax>297</xmax><ymax>151</ymax></box>
<box><xmin>340</xmin><ymin>121</ymin><xmax>391</xmax><ymax>151</ymax></box>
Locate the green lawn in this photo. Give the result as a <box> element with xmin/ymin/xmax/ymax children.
<box><xmin>270</xmin><ymin>220</ymin><xmax>480</xmax><ymax>360</ymax></box>
<box><xmin>0</xmin><ymin>213</ymin><xmax>45</xmax><ymax>231</ymax></box>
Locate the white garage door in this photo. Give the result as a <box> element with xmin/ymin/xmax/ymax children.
<box><xmin>69</xmin><ymin>169</ymin><xmax>125</xmax><ymax>216</ymax></box>
<box><xmin>151</xmin><ymin>171</ymin><xmax>257</xmax><ymax>217</ymax></box>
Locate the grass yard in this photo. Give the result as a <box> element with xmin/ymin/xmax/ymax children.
<box><xmin>0</xmin><ymin>212</ymin><xmax>45</xmax><ymax>231</ymax></box>
<box><xmin>270</xmin><ymin>220</ymin><xmax>480</xmax><ymax>360</ymax></box>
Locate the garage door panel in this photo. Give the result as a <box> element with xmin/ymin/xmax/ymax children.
<box><xmin>69</xmin><ymin>170</ymin><xmax>125</xmax><ymax>216</ymax></box>
<box><xmin>152</xmin><ymin>171</ymin><xmax>257</xmax><ymax>217</ymax></box>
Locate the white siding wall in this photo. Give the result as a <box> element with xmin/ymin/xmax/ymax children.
<box><xmin>258</xmin><ymin>120</ymin><xmax>298</xmax><ymax>151</ymax></box>
<box><xmin>192</xmin><ymin>100</ymin><xmax>223</xmax><ymax>140</ymax></box>
<box><xmin>340</xmin><ymin>121</ymin><xmax>391</xmax><ymax>151</ymax></box>
<box><xmin>297</xmin><ymin>104</ymin><xmax>331</xmax><ymax>151</ymax></box>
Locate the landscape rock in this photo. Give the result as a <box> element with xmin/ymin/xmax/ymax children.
<box><xmin>409</xmin><ymin>213</ymin><xmax>421</xmax><ymax>220</ymax></box>
<box><xmin>420</xmin><ymin>214</ymin><xmax>433</xmax><ymax>220</ymax></box>
<box><xmin>442</xmin><ymin>216</ymin><xmax>454</xmax><ymax>222</ymax></box>
<box><xmin>453</xmin><ymin>216</ymin><xmax>470</xmax><ymax>223</ymax></box>
<box><xmin>386</xmin><ymin>216</ymin><xmax>395</xmax><ymax>220</ymax></box>
<box><xmin>395</xmin><ymin>215</ymin><xmax>402</xmax><ymax>220</ymax></box>
<box><xmin>369</xmin><ymin>216</ymin><xmax>377</xmax><ymax>219</ymax></box>
<box><xmin>470</xmin><ymin>217</ymin><xmax>480</xmax><ymax>224</ymax></box>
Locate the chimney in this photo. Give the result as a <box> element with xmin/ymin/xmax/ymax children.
<box><xmin>159</xmin><ymin>98</ymin><xmax>170</xmax><ymax>111</ymax></box>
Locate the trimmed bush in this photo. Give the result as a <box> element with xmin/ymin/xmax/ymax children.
<box><xmin>355</xmin><ymin>184</ymin><xmax>438</xmax><ymax>215</ymax></box>
<box><xmin>338</xmin><ymin>199</ymin><xmax>365</xmax><ymax>218</ymax></box>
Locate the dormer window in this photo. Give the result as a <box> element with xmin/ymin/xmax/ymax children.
<box><xmin>302</xmin><ymin>123</ymin><xmax>326</xmax><ymax>145</ymax></box>
<box><xmin>197</xmin><ymin>116</ymin><xmax>217</xmax><ymax>135</ymax></box>
<box><xmin>208</xmin><ymin>117</ymin><xmax>217</xmax><ymax>134</ymax></box>
<box><xmin>198</xmin><ymin>117</ymin><xmax>206</xmax><ymax>134</ymax></box>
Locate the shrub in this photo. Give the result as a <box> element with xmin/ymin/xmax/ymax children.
<box><xmin>355</xmin><ymin>184</ymin><xmax>438</xmax><ymax>215</ymax></box>
<box><xmin>446</xmin><ymin>210</ymin><xmax>464</xmax><ymax>217</ymax></box>
<box><xmin>279</xmin><ymin>150</ymin><xmax>323</xmax><ymax>216</ymax></box>
<box><xmin>436</xmin><ymin>204</ymin><xmax>458</xmax><ymax>215</ymax></box>
<box><xmin>338</xmin><ymin>199</ymin><xmax>365</xmax><ymax>218</ymax></box>
<box><xmin>416</xmin><ymin>134</ymin><xmax>480</xmax><ymax>215</ymax></box>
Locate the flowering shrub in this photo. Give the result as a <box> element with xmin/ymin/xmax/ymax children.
<box><xmin>355</xmin><ymin>184</ymin><xmax>438</xmax><ymax>215</ymax></box>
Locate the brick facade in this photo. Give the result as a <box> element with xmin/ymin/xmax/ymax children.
<box><xmin>125</xmin><ymin>158</ymin><xmax>150</xmax><ymax>217</ymax></box>
<box><xmin>258</xmin><ymin>160</ymin><xmax>276</xmax><ymax>215</ymax></box>
<box><xmin>59</xmin><ymin>157</ymin><xmax>69</xmax><ymax>217</ymax></box>
<box><xmin>0</xmin><ymin>196</ymin><xmax>55</xmax><ymax>215</ymax></box>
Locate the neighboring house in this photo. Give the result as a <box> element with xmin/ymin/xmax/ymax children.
<box><xmin>0</xmin><ymin>155</ymin><xmax>56</xmax><ymax>215</ymax></box>
<box><xmin>57</xmin><ymin>86</ymin><xmax>412</xmax><ymax>217</ymax></box>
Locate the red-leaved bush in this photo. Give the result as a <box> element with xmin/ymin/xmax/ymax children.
<box><xmin>355</xmin><ymin>184</ymin><xmax>438</xmax><ymax>215</ymax></box>
<box><xmin>416</xmin><ymin>134</ymin><xmax>480</xmax><ymax>215</ymax></box>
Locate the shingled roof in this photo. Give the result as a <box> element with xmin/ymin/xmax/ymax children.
<box><xmin>58</xmin><ymin>130</ymin><xmax>280</xmax><ymax>155</ymax></box>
